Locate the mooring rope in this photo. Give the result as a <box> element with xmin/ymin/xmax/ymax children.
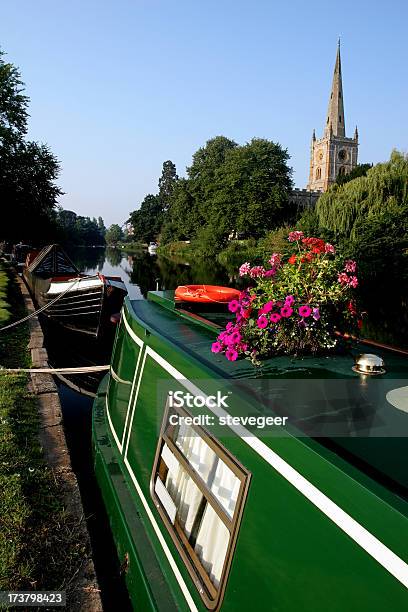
<box><xmin>0</xmin><ymin>276</ymin><xmax>82</xmax><ymax>333</ymax></box>
<box><xmin>0</xmin><ymin>365</ymin><xmax>110</xmax><ymax>374</ymax></box>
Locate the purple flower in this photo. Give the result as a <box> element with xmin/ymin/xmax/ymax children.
<box><xmin>239</xmin><ymin>262</ymin><xmax>251</xmax><ymax>277</ymax></box>
<box><xmin>228</xmin><ymin>299</ymin><xmax>240</xmax><ymax>313</ymax></box>
<box><xmin>288</xmin><ymin>230</ymin><xmax>304</xmax><ymax>242</ymax></box>
<box><xmin>298</xmin><ymin>305</ymin><xmax>312</xmax><ymax>318</ymax></box>
<box><xmin>285</xmin><ymin>295</ymin><xmax>295</xmax><ymax>307</ymax></box>
<box><xmin>270</xmin><ymin>313</ymin><xmax>281</xmax><ymax>324</ymax></box>
<box><xmin>211</xmin><ymin>342</ymin><xmax>222</xmax><ymax>353</ymax></box>
<box><xmin>280</xmin><ymin>306</ymin><xmax>293</xmax><ymax>318</ymax></box>
<box><xmin>225</xmin><ymin>348</ymin><xmax>238</xmax><ymax>361</ymax></box>
<box><xmin>312</xmin><ymin>307</ymin><xmax>320</xmax><ymax>320</ymax></box>
<box><xmin>257</xmin><ymin>315</ymin><xmax>269</xmax><ymax>329</ymax></box>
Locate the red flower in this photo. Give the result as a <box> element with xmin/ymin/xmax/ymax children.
<box><xmin>242</xmin><ymin>308</ymin><xmax>252</xmax><ymax>319</ymax></box>
<box><xmin>289</xmin><ymin>254</ymin><xmax>297</xmax><ymax>264</ymax></box>
<box><xmin>302</xmin><ymin>237</ymin><xmax>326</xmax><ymax>254</ymax></box>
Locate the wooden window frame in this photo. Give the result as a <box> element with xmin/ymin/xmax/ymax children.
<box><xmin>150</xmin><ymin>398</ymin><xmax>251</xmax><ymax>610</ymax></box>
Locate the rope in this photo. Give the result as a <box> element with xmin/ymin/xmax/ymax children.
<box><xmin>0</xmin><ymin>276</ymin><xmax>82</xmax><ymax>332</ymax></box>
<box><xmin>0</xmin><ymin>365</ymin><xmax>110</xmax><ymax>374</ymax></box>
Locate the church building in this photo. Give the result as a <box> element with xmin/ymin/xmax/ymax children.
<box><xmin>307</xmin><ymin>41</ymin><xmax>358</xmax><ymax>191</ymax></box>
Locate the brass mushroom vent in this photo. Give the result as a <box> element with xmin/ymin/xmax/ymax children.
<box><xmin>352</xmin><ymin>353</ymin><xmax>385</xmax><ymax>375</ymax></box>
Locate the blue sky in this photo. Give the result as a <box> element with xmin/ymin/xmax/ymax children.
<box><xmin>1</xmin><ymin>0</ymin><xmax>407</xmax><ymax>226</ymax></box>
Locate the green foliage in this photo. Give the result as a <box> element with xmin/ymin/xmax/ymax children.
<box><xmin>158</xmin><ymin>160</ymin><xmax>178</xmax><ymax>211</ymax></box>
<box><xmin>129</xmin><ymin>194</ymin><xmax>163</xmax><ymax>242</ymax></box>
<box><xmin>0</xmin><ymin>48</ymin><xmax>62</xmax><ymax>243</ymax></box>
<box><xmin>55</xmin><ymin>208</ymin><xmax>106</xmax><ymax>246</ymax></box>
<box><xmin>0</xmin><ymin>263</ymin><xmax>10</xmax><ymax>324</ymax></box>
<box><xmin>105</xmin><ymin>223</ymin><xmax>124</xmax><ymax>245</ymax></box>
<box><xmin>258</xmin><ymin>226</ymin><xmax>293</xmax><ymax>260</ymax></box>
<box><xmin>316</xmin><ymin>151</ymin><xmax>408</xmax><ymax>238</ymax></box>
<box><xmin>0</xmin><ymin>49</ymin><xmax>29</xmax><ymax>140</ymax></box>
<box><xmin>335</xmin><ymin>163</ymin><xmax>373</xmax><ymax>186</ymax></box>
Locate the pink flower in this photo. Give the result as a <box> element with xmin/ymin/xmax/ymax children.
<box><xmin>229</xmin><ymin>330</ymin><xmax>242</xmax><ymax>344</ymax></box>
<box><xmin>270</xmin><ymin>313</ymin><xmax>281</xmax><ymax>323</ymax></box>
<box><xmin>226</xmin><ymin>322</ymin><xmax>234</xmax><ymax>332</ymax></box>
<box><xmin>269</xmin><ymin>253</ymin><xmax>281</xmax><ymax>267</ymax></box>
<box><xmin>288</xmin><ymin>231</ymin><xmax>304</xmax><ymax>242</ymax></box>
<box><xmin>344</xmin><ymin>259</ymin><xmax>357</xmax><ymax>273</ymax></box>
<box><xmin>324</xmin><ymin>243</ymin><xmax>335</xmax><ymax>254</ymax></box>
<box><xmin>338</xmin><ymin>272</ymin><xmax>349</xmax><ymax>286</ymax></box>
<box><xmin>349</xmin><ymin>276</ymin><xmax>358</xmax><ymax>288</ymax></box>
<box><xmin>257</xmin><ymin>315</ymin><xmax>269</xmax><ymax>329</ymax></box>
<box><xmin>264</xmin><ymin>268</ymin><xmax>276</xmax><ymax>277</ymax></box>
<box><xmin>249</xmin><ymin>265</ymin><xmax>266</xmax><ymax>278</ymax></box>
<box><xmin>285</xmin><ymin>295</ymin><xmax>295</xmax><ymax>307</ymax></box>
<box><xmin>211</xmin><ymin>342</ymin><xmax>222</xmax><ymax>353</ymax></box>
<box><xmin>298</xmin><ymin>305</ymin><xmax>312</xmax><ymax>317</ymax></box>
<box><xmin>228</xmin><ymin>299</ymin><xmax>240</xmax><ymax>312</ymax></box>
<box><xmin>239</xmin><ymin>262</ymin><xmax>251</xmax><ymax>277</ymax></box>
<box><xmin>259</xmin><ymin>301</ymin><xmax>274</xmax><ymax>315</ymax></box>
<box><xmin>280</xmin><ymin>306</ymin><xmax>293</xmax><ymax>318</ymax></box>
<box><xmin>218</xmin><ymin>331</ymin><xmax>229</xmax><ymax>342</ymax></box>
<box><xmin>312</xmin><ymin>307</ymin><xmax>320</xmax><ymax>320</ymax></box>
<box><xmin>225</xmin><ymin>348</ymin><xmax>238</xmax><ymax>361</ymax></box>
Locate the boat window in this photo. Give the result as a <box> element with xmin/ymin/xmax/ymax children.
<box><xmin>151</xmin><ymin>401</ymin><xmax>250</xmax><ymax>609</ymax></box>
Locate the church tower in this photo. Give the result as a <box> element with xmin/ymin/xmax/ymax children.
<box><xmin>307</xmin><ymin>41</ymin><xmax>358</xmax><ymax>191</ymax></box>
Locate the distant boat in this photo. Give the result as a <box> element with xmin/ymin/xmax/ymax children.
<box><xmin>23</xmin><ymin>244</ymin><xmax>127</xmax><ymax>338</ymax></box>
<box><xmin>147</xmin><ymin>241</ymin><xmax>158</xmax><ymax>254</ymax></box>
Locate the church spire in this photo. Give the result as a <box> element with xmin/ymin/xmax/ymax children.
<box><xmin>325</xmin><ymin>39</ymin><xmax>345</xmax><ymax>137</ymax></box>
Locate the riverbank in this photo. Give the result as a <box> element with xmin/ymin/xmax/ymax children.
<box><xmin>0</xmin><ymin>264</ymin><xmax>100</xmax><ymax>609</ymax></box>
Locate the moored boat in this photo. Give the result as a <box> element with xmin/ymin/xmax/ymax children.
<box><xmin>148</xmin><ymin>242</ymin><xmax>158</xmax><ymax>254</ymax></box>
<box><xmin>92</xmin><ymin>289</ymin><xmax>408</xmax><ymax>611</ymax></box>
<box><xmin>23</xmin><ymin>244</ymin><xmax>127</xmax><ymax>338</ymax></box>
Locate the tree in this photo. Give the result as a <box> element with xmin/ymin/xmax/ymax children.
<box><xmin>335</xmin><ymin>163</ymin><xmax>373</xmax><ymax>186</ymax></box>
<box><xmin>105</xmin><ymin>224</ymin><xmax>124</xmax><ymax>245</ymax></box>
<box><xmin>129</xmin><ymin>194</ymin><xmax>163</xmax><ymax>242</ymax></box>
<box><xmin>97</xmin><ymin>216</ymin><xmax>106</xmax><ymax>238</ymax></box>
<box><xmin>0</xmin><ymin>49</ymin><xmax>29</xmax><ymax>141</ymax></box>
<box><xmin>158</xmin><ymin>160</ymin><xmax>178</xmax><ymax>211</ymax></box>
<box><xmin>0</xmin><ymin>48</ymin><xmax>62</xmax><ymax>243</ymax></box>
<box><xmin>316</xmin><ymin>151</ymin><xmax>408</xmax><ymax>238</ymax></box>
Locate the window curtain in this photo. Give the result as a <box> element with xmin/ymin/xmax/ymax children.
<box><xmin>194</xmin><ymin>504</ymin><xmax>230</xmax><ymax>588</ymax></box>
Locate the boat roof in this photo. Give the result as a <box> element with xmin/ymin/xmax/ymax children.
<box><xmin>130</xmin><ymin>291</ymin><xmax>408</xmax><ymax>381</ymax></box>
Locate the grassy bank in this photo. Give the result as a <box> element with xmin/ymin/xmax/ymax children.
<box><xmin>0</xmin><ymin>264</ymin><xmax>86</xmax><ymax>601</ymax></box>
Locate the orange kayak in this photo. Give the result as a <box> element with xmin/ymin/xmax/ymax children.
<box><xmin>175</xmin><ymin>285</ymin><xmax>241</xmax><ymax>304</ymax></box>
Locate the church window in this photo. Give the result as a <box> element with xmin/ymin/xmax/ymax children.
<box><xmin>316</xmin><ymin>168</ymin><xmax>322</xmax><ymax>180</ymax></box>
<box><xmin>339</xmin><ymin>115</ymin><xmax>342</xmax><ymax>123</ymax></box>
<box><xmin>338</xmin><ymin>167</ymin><xmax>346</xmax><ymax>177</ymax></box>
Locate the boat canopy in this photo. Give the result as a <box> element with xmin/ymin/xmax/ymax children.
<box><xmin>27</xmin><ymin>244</ymin><xmax>79</xmax><ymax>278</ymax></box>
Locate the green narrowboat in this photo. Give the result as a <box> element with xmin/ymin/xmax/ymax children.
<box><xmin>92</xmin><ymin>291</ymin><xmax>408</xmax><ymax>611</ymax></box>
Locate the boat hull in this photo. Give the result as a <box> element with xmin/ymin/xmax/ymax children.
<box><xmin>92</xmin><ymin>296</ymin><xmax>408</xmax><ymax>611</ymax></box>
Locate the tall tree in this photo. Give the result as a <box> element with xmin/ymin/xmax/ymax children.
<box><xmin>158</xmin><ymin>160</ymin><xmax>178</xmax><ymax>211</ymax></box>
<box><xmin>0</xmin><ymin>48</ymin><xmax>62</xmax><ymax>243</ymax></box>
